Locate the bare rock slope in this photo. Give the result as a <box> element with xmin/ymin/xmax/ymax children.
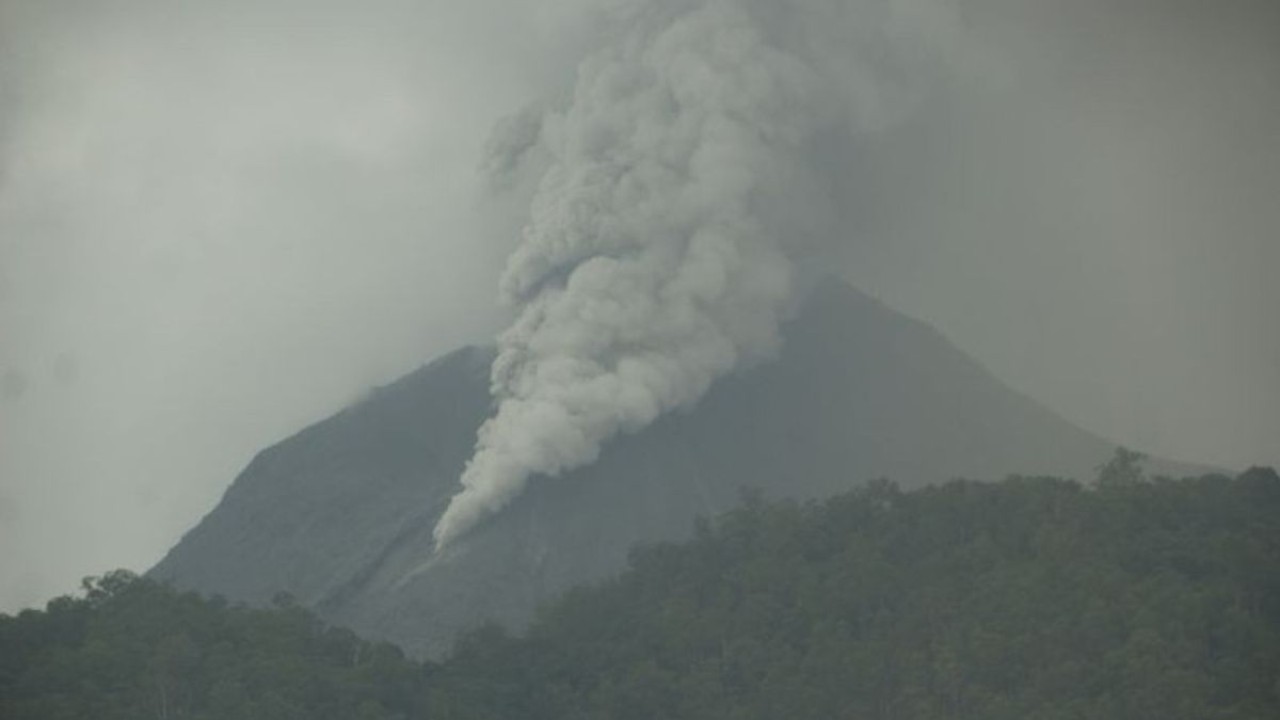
<box><xmin>151</xmin><ymin>280</ymin><xmax>1157</xmax><ymax>658</ymax></box>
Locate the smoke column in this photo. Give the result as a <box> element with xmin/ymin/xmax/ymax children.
<box><xmin>433</xmin><ymin>0</ymin><xmax>954</xmax><ymax>547</ymax></box>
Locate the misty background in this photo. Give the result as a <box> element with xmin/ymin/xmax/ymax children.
<box><xmin>1</xmin><ymin>0</ymin><xmax>1276</xmax><ymax>611</ymax></box>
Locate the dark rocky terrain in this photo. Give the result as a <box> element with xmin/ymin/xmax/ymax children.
<box><xmin>151</xmin><ymin>280</ymin><xmax>1192</xmax><ymax>658</ymax></box>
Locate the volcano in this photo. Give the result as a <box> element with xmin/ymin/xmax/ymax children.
<box><xmin>151</xmin><ymin>279</ymin><xmax>1178</xmax><ymax>658</ymax></box>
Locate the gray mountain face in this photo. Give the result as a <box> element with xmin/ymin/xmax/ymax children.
<box><xmin>150</xmin><ymin>280</ymin><xmax>1158</xmax><ymax>658</ymax></box>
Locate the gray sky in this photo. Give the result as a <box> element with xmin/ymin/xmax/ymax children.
<box><xmin>2</xmin><ymin>0</ymin><xmax>1277</xmax><ymax>611</ymax></box>
<box><xmin>836</xmin><ymin>0</ymin><xmax>1279</xmax><ymax>472</ymax></box>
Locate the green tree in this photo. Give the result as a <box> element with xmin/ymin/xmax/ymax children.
<box><xmin>1096</xmin><ymin>447</ymin><xmax>1147</xmax><ymax>487</ymax></box>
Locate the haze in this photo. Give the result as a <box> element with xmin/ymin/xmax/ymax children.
<box><xmin>2</xmin><ymin>0</ymin><xmax>1276</xmax><ymax>611</ymax></box>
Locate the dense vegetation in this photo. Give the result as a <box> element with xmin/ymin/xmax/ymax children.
<box><xmin>4</xmin><ymin>459</ymin><xmax>1279</xmax><ymax>719</ymax></box>
<box><xmin>0</xmin><ymin>572</ymin><xmax>419</xmax><ymax>719</ymax></box>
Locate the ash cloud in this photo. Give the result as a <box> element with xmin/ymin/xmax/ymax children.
<box><xmin>434</xmin><ymin>0</ymin><xmax>958</xmax><ymax>546</ymax></box>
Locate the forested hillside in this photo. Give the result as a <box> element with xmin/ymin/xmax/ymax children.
<box><xmin>5</xmin><ymin>462</ymin><xmax>1279</xmax><ymax>719</ymax></box>
<box><xmin>0</xmin><ymin>571</ymin><xmax>420</xmax><ymax>720</ymax></box>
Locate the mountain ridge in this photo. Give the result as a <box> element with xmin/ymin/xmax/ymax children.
<box><xmin>151</xmin><ymin>279</ymin><xmax>1199</xmax><ymax>658</ymax></box>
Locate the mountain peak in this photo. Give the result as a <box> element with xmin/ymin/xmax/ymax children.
<box><xmin>152</xmin><ymin>279</ymin><xmax>1133</xmax><ymax>658</ymax></box>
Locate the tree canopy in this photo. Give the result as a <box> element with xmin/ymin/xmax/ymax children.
<box><xmin>4</xmin><ymin>461</ymin><xmax>1278</xmax><ymax>719</ymax></box>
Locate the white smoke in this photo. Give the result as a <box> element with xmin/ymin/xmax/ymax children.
<box><xmin>433</xmin><ymin>0</ymin><xmax>957</xmax><ymax>547</ymax></box>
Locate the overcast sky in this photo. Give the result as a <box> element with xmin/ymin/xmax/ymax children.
<box><xmin>2</xmin><ymin>0</ymin><xmax>1277</xmax><ymax>611</ymax></box>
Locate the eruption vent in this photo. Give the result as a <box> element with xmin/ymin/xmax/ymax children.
<box><xmin>433</xmin><ymin>0</ymin><xmax>954</xmax><ymax>547</ymax></box>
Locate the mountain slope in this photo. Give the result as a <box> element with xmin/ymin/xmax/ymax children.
<box><xmin>150</xmin><ymin>280</ymin><xmax>1169</xmax><ymax>657</ymax></box>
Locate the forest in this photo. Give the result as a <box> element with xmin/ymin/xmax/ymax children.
<box><xmin>3</xmin><ymin>457</ymin><xmax>1278</xmax><ymax>719</ymax></box>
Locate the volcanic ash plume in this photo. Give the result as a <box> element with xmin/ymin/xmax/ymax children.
<box><xmin>433</xmin><ymin>0</ymin><xmax>953</xmax><ymax>547</ymax></box>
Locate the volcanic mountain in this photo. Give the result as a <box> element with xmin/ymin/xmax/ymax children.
<box><xmin>151</xmin><ymin>279</ymin><xmax>1173</xmax><ymax>658</ymax></box>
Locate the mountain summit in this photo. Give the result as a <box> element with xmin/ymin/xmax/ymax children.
<box><xmin>152</xmin><ymin>279</ymin><xmax>1148</xmax><ymax>658</ymax></box>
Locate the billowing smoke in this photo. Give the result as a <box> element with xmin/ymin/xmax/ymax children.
<box><xmin>433</xmin><ymin>0</ymin><xmax>955</xmax><ymax>547</ymax></box>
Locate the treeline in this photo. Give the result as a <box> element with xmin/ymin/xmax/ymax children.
<box><xmin>0</xmin><ymin>571</ymin><xmax>419</xmax><ymax>719</ymax></box>
<box><xmin>4</xmin><ymin>461</ymin><xmax>1279</xmax><ymax>719</ymax></box>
